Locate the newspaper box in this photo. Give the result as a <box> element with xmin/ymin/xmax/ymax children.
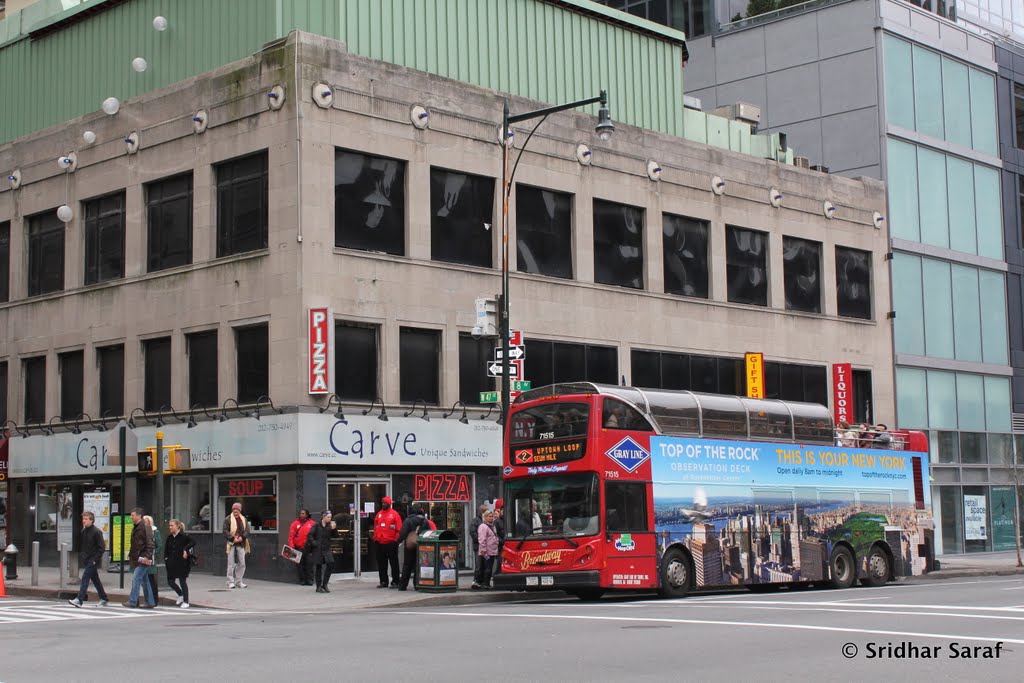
<box><xmin>415</xmin><ymin>529</ymin><xmax>459</xmax><ymax>593</ymax></box>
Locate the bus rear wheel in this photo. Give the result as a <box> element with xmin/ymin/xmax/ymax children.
<box><xmin>860</xmin><ymin>545</ymin><xmax>890</xmax><ymax>588</ymax></box>
<box><xmin>658</xmin><ymin>547</ymin><xmax>691</xmax><ymax>599</ymax></box>
<box><xmin>829</xmin><ymin>546</ymin><xmax>856</xmax><ymax>590</ymax></box>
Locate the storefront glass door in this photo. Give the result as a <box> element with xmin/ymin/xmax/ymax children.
<box><xmin>327</xmin><ymin>480</ymin><xmax>389</xmax><ymax>576</ymax></box>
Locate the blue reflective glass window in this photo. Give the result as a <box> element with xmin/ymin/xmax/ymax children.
<box><xmin>887</xmin><ymin>139</ymin><xmax>919</xmax><ymax>242</ymax></box>
<box><xmin>896</xmin><ymin>367</ymin><xmax>928</xmax><ymax>428</ymax></box>
<box><xmin>969</xmin><ymin>69</ymin><xmax>998</xmax><ymax>156</ymax></box>
<box><xmin>918</xmin><ymin>148</ymin><xmax>949</xmax><ymax>249</ymax></box>
<box><xmin>974</xmin><ymin>165</ymin><xmax>1003</xmax><ymax>260</ymax></box>
<box><xmin>984</xmin><ymin>376</ymin><xmax>1011</xmax><ymax>432</ymax></box>
<box><xmin>884</xmin><ymin>34</ymin><xmax>915</xmax><ymax>130</ymax></box>
<box><xmin>979</xmin><ymin>270</ymin><xmax>1009</xmax><ymax>365</ymax></box>
<box><xmin>946</xmin><ymin>157</ymin><xmax>977</xmax><ymax>255</ymax></box>
<box><xmin>942</xmin><ymin>58</ymin><xmax>972</xmax><ymax>149</ymax></box>
<box><xmin>951</xmin><ymin>264</ymin><xmax>982</xmax><ymax>362</ymax></box>
<box><xmin>892</xmin><ymin>253</ymin><xmax>925</xmax><ymax>356</ymax></box>
<box><xmin>956</xmin><ymin>373</ymin><xmax>985</xmax><ymax>431</ymax></box>
<box><xmin>927</xmin><ymin>370</ymin><xmax>957</xmax><ymax>429</ymax></box>
<box><xmin>913</xmin><ymin>46</ymin><xmax>944</xmax><ymax>139</ymax></box>
<box><xmin>922</xmin><ymin>259</ymin><xmax>954</xmax><ymax>359</ymax></box>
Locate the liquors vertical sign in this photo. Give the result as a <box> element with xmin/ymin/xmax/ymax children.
<box><xmin>832</xmin><ymin>363</ymin><xmax>853</xmax><ymax>425</ymax></box>
<box><xmin>308</xmin><ymin>307</ymin><xmax>333</xmax><ymax>395</ymax></box>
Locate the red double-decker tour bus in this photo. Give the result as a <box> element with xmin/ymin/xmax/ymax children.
<box><xmin>493</xmin><ymin>383</ymin><xmax>933</xmax><ymax>600</ymax></box>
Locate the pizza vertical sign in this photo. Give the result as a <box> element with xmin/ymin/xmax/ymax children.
<box><xmin>308</xmin><ymin>307</ymin><xmax>334</xmax><ymax>395</ymax></box>
<box><xmin>832</xmin><ymin>363</ymin><xmax>853</xmax><ymax>426</ymax></box>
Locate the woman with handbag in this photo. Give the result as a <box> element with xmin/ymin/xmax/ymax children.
<box><xmin>164</xmin><ymin>519</ymin><xmax>197</xmax><ymax>608</ymax></box>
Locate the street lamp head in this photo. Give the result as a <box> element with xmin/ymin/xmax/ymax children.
<box><xmin>595</xmin><ymin>103</ymin><xmax>614</xmax><ymax>142</ymax></box>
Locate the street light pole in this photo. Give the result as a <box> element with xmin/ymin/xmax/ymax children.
<box><xmin>499</xmin><ymin>91</ymin><xmax>614</xmax><ymax>436</ymax></box>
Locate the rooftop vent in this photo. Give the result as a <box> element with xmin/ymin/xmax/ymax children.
<box><xmin>683</xmin><ymin>95</ymin><xmax>702</xmax><ymax>111</ymax></box>
<box><xmin>794</xmin><ymin>156</ymin><xmax>811</xmax><ymax>169</ymax></box>
<box><xmin>710</xmin><ymin>102</ymin><xmax>761</xmax><ymax>127</ymax></box>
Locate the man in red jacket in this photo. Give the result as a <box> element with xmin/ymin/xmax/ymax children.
<box><xmin>372</xmin><ymin>496</ymin><xmax>402</xmax><ymax>588</ymax></box>
<box><xmin>287</xmin><ymin>509</ymin><xmax>317</xmax><ymax>585</ymax></box>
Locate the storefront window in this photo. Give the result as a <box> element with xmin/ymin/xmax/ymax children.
<box><xmin>36</xmin><ymin>483</ymin><xmax>59</xmax><ymax>532</ymax></box>
<box><xmin>987</xmin><ymin>434</ymin><xmax>1013</xmax><ymax>466</ymax></box>
<box><xmin>959</xmin><ymin>432</ymin><xmax>987</xmax><ymax>464</ymax></box>
<box><xmin>962</xmin><ymin>485</ymin><xmax>990</xmax><ymax>553</ymax></box>
<box><xmin>216</xmin><ymin>475</ymin><xmax>278</xmax><ymax>532</ymax></box>
<box><xmin>172</xmin><ymin>475</ymin><xmax>212</xmax><ymax>532</ymax></box>
<box><xmin>990</xmin><ymin>486</ymin><xmax>1017</xmax><ymax>551</ymax></box>
<box><xmin>932</xmin><ymin>431</ymin><xmax>959</xmax><ymax>463</ymax></box>
<box><xmin>939</xmin><ymin>486</ymin><xmax>962</xmax><ymax>554</ymax></box>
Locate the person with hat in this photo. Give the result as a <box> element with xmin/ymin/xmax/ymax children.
<box><xmin>222</xmin><ymin>502</ymin><xmax>250</xmax><ymax>589</ymax></box>
<box><xmin>307</xmin><ymin>511</ymin><xmax>338</xmax><ymax>593</ymax></box>
<box><xmin>371</xmin><ymin>495</ymin><xmax>402</xmax><ymax>588</ymax></box>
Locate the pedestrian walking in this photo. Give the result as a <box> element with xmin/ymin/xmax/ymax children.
<box><xmin>143</xmin><ymin>515</ymin><xmax>161</xmax><ymax>603</ymax></box>
<box><xmin>472</xmin><ymin>510</ymin><xmax>499</xmax><ymax>590</ymax></box>
<box><xmin>493</xmin><ymin>499</ymin><xmax>506</xmax><ymax>576</ymax></box>
<box><xmin>469</xmin><ymin>503</ymin><xmax>488</xmax><ymax>556</ymax></box>
<box><xmin>308</xmin><ymin>511</ymin><xmax>337</xmax><ymax>593</ymax></box>
<box><xmin>396</xmin><ymin>506</ymin><xmax>432</xmax><ymax>591</ymax></box>
<box><xmin>123</xmin><ymin>507</ymin><xmax>156</xmax><ymax>609</ymax></box>
<box><xmin>287</xmin><ymin>509</ymin><xmax>317</xmax><ymax>586</ymax></box>
<box><xmin>223</xmin><ymin>502</ymin><xmax>250</xmax><ymax>589</ymax></box>
<box><xmin>68</xmin><ymin>511</ymin><xmax>109</xmax><ymax>607</ymax></box>
<box><xmin>371</xmin><ymin>496</ymin><xmax>401</xmax><ymax>588</ymax></box>
<box><xmin>164</xmin><ymin>519</ymin><xmax>196</xmax><ymax>608</ymax></box>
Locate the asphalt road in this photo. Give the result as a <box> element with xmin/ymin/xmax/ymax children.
<box><xmin>2</xmin><ymin>577</ymin><xmax>1023</xmax><ymax>682</ymax></box>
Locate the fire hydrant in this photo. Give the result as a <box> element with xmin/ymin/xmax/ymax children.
<box><xmin>3</xmin><ymin>544</ymin><xmax>18</xmax><ymax>580</ymax></box>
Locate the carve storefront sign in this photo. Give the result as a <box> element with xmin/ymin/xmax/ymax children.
<box><xmin>10</xmin><ymin>412</ymin><xmax>502</xmax><ymax>478</ymax></box>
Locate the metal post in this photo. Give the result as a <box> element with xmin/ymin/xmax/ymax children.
<box><xmin>58</xmin><ymin>542</ymin><xmax>68</xmax><ymax>590</ymax></box>
<box><xmin>155</xmin><ymin>432</ymin><xmax>165</xmax><ymax>535</ymax></box>
<box><xmin>500</xmin><ymin>98</ymin><xmax>511</xmax><ymax>436</ymax></box>
<box><xmin>119</xmin><ymin>425</ymin><xmax>126</xmax><ymax>589</ymax></box>
<box><xmin>31</xmin><ymin>541</ymin><xmax>39</xmax><ymax>586</ymax></box>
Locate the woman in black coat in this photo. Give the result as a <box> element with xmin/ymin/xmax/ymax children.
<box><xmin>307</xmin><ymin>511</ymin><xmax>337</xmax><ymax>593</ymax></box>
<box><xmin>164</xmin><ymin>519</ymin><xmax>197</xmax><ymax>608</ymax></box>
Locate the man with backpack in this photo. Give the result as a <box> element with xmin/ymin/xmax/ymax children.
<box><xmin>396</xmin><ymin>506</ymin><xmax>431</xmax><ymax>591</ymax></box>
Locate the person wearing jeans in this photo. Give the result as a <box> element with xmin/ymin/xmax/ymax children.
<box><xmin>68</xmin><ymin>511</ymin><xmax>109</xmax><ymax>607</ymax></box>
<box><xmin>124</xmin><ymin>508</ymin><xmax>156</xmax><ymax>608</ymax></box>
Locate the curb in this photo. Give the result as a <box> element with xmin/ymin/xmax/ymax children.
<box><xmin>4</xmin><ymin>585</ymin><xmax>213</xmax><ymax>609</ymax></box>
<box><xmin>373</xmin><ymin>589</ymin><xmax>568</xmax><ymax>609</ymax></box>
<box><xmin>902</xmin><ymin>567</ymin><xmax>1024</xmax><ymax>582</ymax></box>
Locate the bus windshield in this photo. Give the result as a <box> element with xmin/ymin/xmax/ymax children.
<box><xmin>505</xmin><ymin>473</ymin><xmax>600</xmax><ymax>539</ymax></box>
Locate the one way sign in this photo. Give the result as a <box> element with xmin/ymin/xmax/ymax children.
<box><xmin>485</xmin><ymin>360</ymin><xmax>520</xmax><ymax>376</ymax></box>
<box><xmin>494</xmin><ymin>345</ymin><xmax>525</xmax><ymax>361</ymax></box>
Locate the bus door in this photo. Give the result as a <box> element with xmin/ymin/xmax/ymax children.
<box><xmin>603</xmin><ymin>480</ymin><xmax>658</xmax><ymax>589</ymax></box>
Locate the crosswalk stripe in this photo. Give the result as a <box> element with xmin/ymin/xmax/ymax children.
<box><xmin>0</xmin><ymin>600</ymin><xmax>221</xmax><ymax>625</ymax></box>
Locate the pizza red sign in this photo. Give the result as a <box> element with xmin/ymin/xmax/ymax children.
<box><xmin>308</xmin><ymin>307</ymin><xmax>333</xmax><ymax>395</ymax></box>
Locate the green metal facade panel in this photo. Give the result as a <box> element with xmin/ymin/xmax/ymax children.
<box><xmin>0</xmin><ymin>0</ymin><xmax>686</xmax><ymax>143</ymax></box>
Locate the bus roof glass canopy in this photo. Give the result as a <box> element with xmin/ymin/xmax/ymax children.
<box><xmin>515</xmin><ymin>383</ymin><xmax>835</xmax><ymax>445</ymax></box>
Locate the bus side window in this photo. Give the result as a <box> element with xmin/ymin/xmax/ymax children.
<box><xmin>605</xmin><ymin>481</ymin><xmax>648</xmax><ymax>532</ymax></box>
<box><xmin>603</xmin><ymin>399</ymin><xmax>649</xmax><ymax>431</ymax></box>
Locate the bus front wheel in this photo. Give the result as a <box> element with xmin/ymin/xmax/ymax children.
<box><xmin>860</xmin><ymin>545</ymin><xmax>890</xmax><ymax>588</ymax></box>
<box><xmin>658</xmin><ymin>548</ymin><xmax>691</xmax><ymax>599</ymax></box>
<box><xmin>829</xmin><ymin>546</ymin><xmax>856</xmax><ymax>590</ymax></box>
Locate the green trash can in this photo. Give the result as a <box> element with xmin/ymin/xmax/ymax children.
<box><xmin>414</xmin><ymin>529</ymin><xmax>460</xmax><ymax>593</ymax></box>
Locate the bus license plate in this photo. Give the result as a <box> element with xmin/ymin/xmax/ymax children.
<box><xmin>526</xmin><ymin>576</ymin><xmax>538</xmax><ymax>586</ymax></box>
<box><xmin>541</xmin><ymin>576</ymin><xmax>554</xmax><ymax>586</ymax></box>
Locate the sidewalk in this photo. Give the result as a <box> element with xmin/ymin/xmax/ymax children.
<box><xmin>1</xmin><ymin>567</ymin><xmax>547</xmax><ymax>611</ymax></box>
<box><xmin>904</xmin><ymin>550</ymin><xmax>1024</xmax><ymax>582</ymax></box>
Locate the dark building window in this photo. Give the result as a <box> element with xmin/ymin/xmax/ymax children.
<box><xmin>83</xmin><ymin>192</ymin><xmax>125</xmax><ymax>285</ymax></box>
<box><xmin>663</xmin><ymin>214</ymin><xmax>708</xmax><ymax>299</ymax></box>
<box><xmin>594</xmin><ymin>0</ymin><xmax>709</xmax><ymax>39</ymax></box>
<box><xmin>631</xmin><ymin>349</ymin><xmax>742</xmax><ymax>395</ymax></box>
<box><xmin>459</xmin><ymin>333</ymin><xmax>493</xmax><ymax>405</ymax></box>
<box><xmin>783</xmin><ymin>236</ymin><xmax>822</xmax><ymax>313</ymax></box>
<box><xmin>335</xmin><ymin>149</ymin><xmax>406</xmax><ymax>255</ymax></box>
<box><xmin>58</xmin><ymin>350</ymin><xmax>84</xmax><ymax>420</ymax></box>
<box><xmin>836</xmin><ymin>246</ymin><xmax>872</xmax><ymax>319</ymax></box>
<box><xmin>400</xmin><ymin>328</ymin><xmax>440</xmax><ymax>405</ymax></box>
<box><xmin>431</xmin><ymin>168</ymin><xmax>494</xmax><ymax>267</ymax></box>
<box><xmin>1018</xmin><ymin>175</ymin><xmax>1024</xmax><ymax>247</ymax></box>
<box><xmin>27</xmin><ymin>211</ymin><xmax>64</xmax><ymax>296</ymax></box>
<box><xmin>23</xmin><ymin>356</ymin><xmax>46</xmax><ymax>424</ymax></box>
<box><xmin>97</xmin><ymin>345</ymin><xmax>124</xmax><ymax>419</ymax></box>
<box><xmin>525</xmin><ymin>340</ymin><xmax>617</xmax><ymax>387</ymax></box>
<box><xmin>335</xmin><ymin>321</ymin><xmax>378</xmax><ymax>401</ymax></box>
<box><xmin>0</xmin><ymin>221</ymin><xmax>9</xmax><ymax>303</ymax></box>
<box><xmin>216</xmin><ymin>152</ymin><xmax>268</xmax><ymax>257</ymax></box>
<box><xmin>147</xmin><ymin>173</ymin><xmax>193</xmax><ymax>272</ymax></box>
<box><xmin>853</xmin><ymin>369</ymin><xmax>873</xmax><ymax>424</ymax></box>
<box><xmin>1015</xmin><ymin>83</ymin><xmax>1024</xmax><ymax>150</ymax></box>
<box><xmin>236</xmin><ymin>325</ymin><xmax>268</xmax><ymax>405</ymax></box>
<box><xmin>143</xmin><ymin>337</ymin><xmax>171</xmax><ymax>413</ymax></box>
<box><xmin>0</xmin><ymin>361</ymin><xmax>7</xmax><ymax>424</ymax></box>
<box><xmin>516</xmin><ymin>185</ymin><xmax>573</xmax><ymax>279</ymax></box>
<box><xmin>593</xmin><ymin>199</ymin><xmax>644</xmax><ymax>289</ymax></box>
<box><xmin>764</xmin><ymin>361</ymin><xmax>827</xmax><ymax>405</ymax></box>
<box><xmin>726</xmin><ymin>226</ymin><xmax>768</xmax><ymax>306</ymax></box>
<box><xmin>187</xmin><ymin>331</ymin><xmax>218</xmax><ymax>409</ymax></box>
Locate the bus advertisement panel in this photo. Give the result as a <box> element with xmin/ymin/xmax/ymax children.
<box><xmin>650</xmin><ymin>436</ymin><xmax>931</xmax><ymax>586</ymax></box>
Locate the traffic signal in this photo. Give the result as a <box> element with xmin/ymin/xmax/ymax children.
<box><xmin>168</xmin><ymin>448</ymin><xmax>192</xmax><ymax>472</ymax></box>
<box><xmin>137</xmin><ymin>449</ymin><xmax>156</xmax><ymax>475</ymax></box>
<box><xmin>473</xmin><ymin>296</ymin><xmax>498</xmax><ymax>338</ymax></box>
